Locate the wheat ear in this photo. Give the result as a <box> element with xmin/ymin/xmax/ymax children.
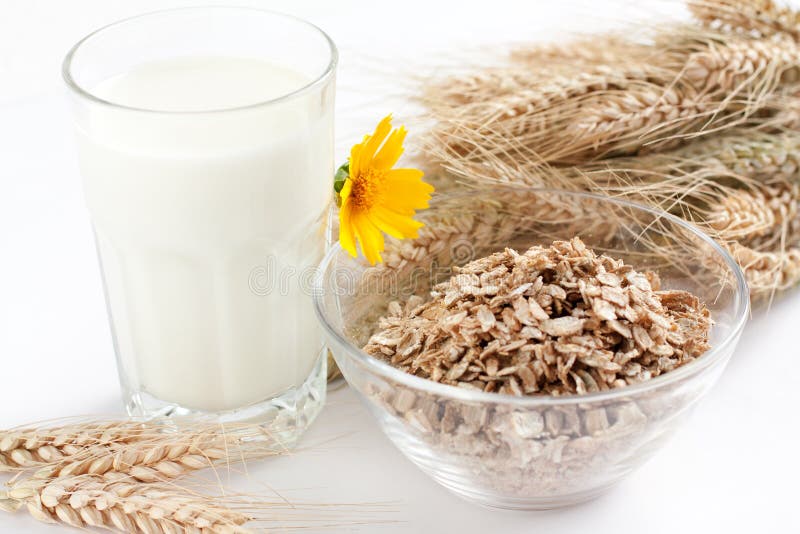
<box><xmin>32</xmin><ymin>432</ymin><xmax>265</xmax><ymax>483</ymax></box>
<box><xmin>670</xmin><ymin>128</ymin><xmax>800</xmax><ymax>182</ymax></box>
<box><xmin>1</xmin><ymin>421</ymin><xmax>277</xmax><ymax>483</ymax></box>
<box><xmin>728</xmin><ymin>241</ymin><xmax>800</xmax><ymax>291</ymax></box>
<box><xmin>422</xmin><ymin>59</ymin><xmax>679</xmax><ymax>118</ymax></box>
<box><xmin>555</xmin><ymin>33</ymin><xmax>800</xmax><ymax>159</ymax></box>
<box><xmin>0</xmin><ymin>421</ymin><xmax>153</xmax><ymax>471</ymax></box>
<box><xmin>423</xmin><ymin>27</ymin><xmax>800</xmax><ymax>167</ymax></box>
<box><xmin>427</xmin><ymin>127</ymin><xmax>800</xmax><ymax>196</ymax></box>
<box><xmin>3</xmin><ymin>473</ymin><xmax>252</xmax><ymax>533</ymax></box>
<box><xmin>509</xmin><ymin>34</ymin><xmax>657</xmax><ymax>67</ymax></box>
<box><xmin>688</xmin><ymin>0</ymin><xmax>800</xmax><ymax>40</ymax></box>
<box><xmin>705</xmin><ymin>182</ymin><xmax>799</xmax><ymax>239</ymax></box>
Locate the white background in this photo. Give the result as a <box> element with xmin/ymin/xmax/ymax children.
<box><xmin>1</xmin><ymin>1</ymin><xmax>799</xmax><ymax>532</ymax></box>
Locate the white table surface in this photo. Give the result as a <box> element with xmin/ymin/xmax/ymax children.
<box><xmin>1</xmin><ymin>1</ymin><xmax>799</xmax><ymax>532</ymax></box>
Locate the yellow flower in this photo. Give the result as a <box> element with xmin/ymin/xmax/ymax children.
<box><xmin>337</xmin><ymin>115</ymin><xmax>434</xmax><ymax>265</ymax></box>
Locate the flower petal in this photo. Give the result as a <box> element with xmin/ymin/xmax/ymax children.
<box><xmin>372</xmin><ymin>126</ymin><xmax>407</xmax><ymax>171</ymax></box>
<box><xmin>382</xmin><ymin>168</ymin><xmax>435</xmax><ymax>214</ymax></box>
<box><xmin>368</xmin><ymin>206</ymin><xmax>424</xmax><ymax>240</ymax></box>
<box><xmin>355</xmin><ymin>114</ymin><xmax>393</xmax><ymax>177</ymax></box>
<box><xmin>352</xmin><ymin>211</ymin><xmax>384</xmax><ymax>265</ymax></box>
<box><xmin>349</xmin><ymin>135</ymin><xmax>368</xmax><ymax>184</ymax></box>
<box><xmin>338</xmin><ymin>201</ymin><xmax>357</xmax><ymax>257</ymax></box>
<box><xmin>339</xmin><ymin>176</ymin><xmax>353</xmax><ymax>203</ymax></box>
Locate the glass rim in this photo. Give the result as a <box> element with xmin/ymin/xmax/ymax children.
<box><xmin>62</xmin><ymin>6</ymin><xmax>338</xmax><ymax>115</ymax></box>
<box><xmin>313</xmin><ymin>186</ymin><xmax>751</xmax><ymax>407</ymax></box>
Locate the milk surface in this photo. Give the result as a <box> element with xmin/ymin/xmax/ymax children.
<box><xmin>78</xmin><ymin>57</ymin><xmax>332</xmax><ymax>411</ymax></box>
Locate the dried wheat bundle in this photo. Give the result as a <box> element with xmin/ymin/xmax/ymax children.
<box><xmin>1</xmin><ymin>471</ymin><xmax>382</xmax><ymax>534</ymax></box>
<box><xmin>0</xmin><ymin>420</ymin><xmax>390</xmax><ymax>532</ymax></box>
<box><xmin>414</xmin><ymin>0</ymin><xmax>800</xmax><ymax>296</ymax></box>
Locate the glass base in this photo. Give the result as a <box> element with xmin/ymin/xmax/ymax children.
<box><xmin>122</xmin><ymin>351</ymin><xmax>327</xmax><ymax>449</ymax></box>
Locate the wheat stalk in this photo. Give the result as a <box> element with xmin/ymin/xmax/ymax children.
<box><xmin>689</xmin><ymin>0</ymin><xmax>800</xmax><ymax>40</ymax></box>
<box><xmin>3</xmin><ymin>473</ymin><xmax>252</xmax><ymax>533</ymax></box>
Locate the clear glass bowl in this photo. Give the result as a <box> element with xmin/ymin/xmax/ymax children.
<box><xmin>314</xmin><ymin>187</ymin><xmax>748</xmax><ymax>510</ymax></box>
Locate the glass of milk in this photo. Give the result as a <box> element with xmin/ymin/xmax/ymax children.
<box><xmin>63</xmin><ymin>8</ymin><xmax>336</xmax><ymax>443</ymax></box>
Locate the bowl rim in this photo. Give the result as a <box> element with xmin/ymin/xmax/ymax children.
<box><xmin>313</xmin><ymin>186</ymin><xmax>750</xmax><ymax>406</ymax></box>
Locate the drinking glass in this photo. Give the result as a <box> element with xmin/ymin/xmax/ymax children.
<box><xmin>63</xmin><ymin>7</ymin><xmax>336</xmax><ymax>444</ymax></box>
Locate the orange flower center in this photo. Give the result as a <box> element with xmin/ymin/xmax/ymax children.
<box><xmin>350</xmin><ymin>168</ymin><xmax>385</xmax><ymax>210</ymax></box>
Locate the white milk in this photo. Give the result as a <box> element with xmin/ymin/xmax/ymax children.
<box><xmin>77</xmin><ymin>57</ymin><xmax>333</xmax><ymax>412</ymax></box>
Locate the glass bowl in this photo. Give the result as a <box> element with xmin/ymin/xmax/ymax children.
<box><xmin>313</xmin><ymin>187</ymin><xmax>748</xmax><ymax>510</ymax></box>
